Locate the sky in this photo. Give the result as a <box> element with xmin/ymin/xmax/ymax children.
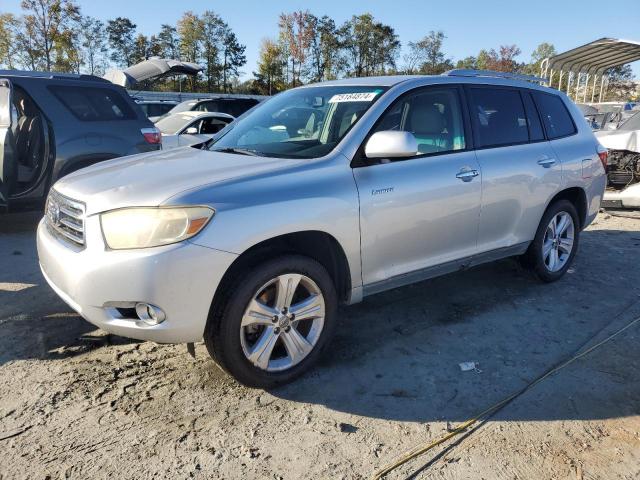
<box><xmin>3</xmin><ymin>0</ymin><xmax>640</xmax><ymax>78</ymax></box>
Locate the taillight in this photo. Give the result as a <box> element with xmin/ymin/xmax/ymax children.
<box><xmin>596</xmin><ymin>145</ymin><xmax>608</xmax><ymax>171</ymax></box>
<box><xmin>141</xmin><ymin>127</ymin><xmax>162</xmax><ymax>145</ymax></box>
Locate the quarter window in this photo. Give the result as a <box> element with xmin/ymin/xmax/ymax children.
<box><xmin>372</xmin><ymin>87</ymin><xmax>466</xmax><ymax>155</ymax></box>
<box><xmin>533</xmin><ymin>92</ymin><xmax>576</xmax><ymax>139</ymax></box>
<box><xmin>468</xmin><ymin>88</ymin><xmax>528</xmax><ymax>148</ymax></box>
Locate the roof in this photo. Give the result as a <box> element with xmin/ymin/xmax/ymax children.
<box><xmin>0</xmin><ymin>70</ymin><xmax>109</xmax><ymax>83</ymax></box>
<box><xmin>545</xmin><ymin>38</ymin><xmax>640</xmax><ymax>73</ymax></box>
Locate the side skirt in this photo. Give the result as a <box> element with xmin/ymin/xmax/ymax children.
<box><xmin>361</xmin><ymin>242</ymin><xmax>530</xmax><ymax>298</ymax></box>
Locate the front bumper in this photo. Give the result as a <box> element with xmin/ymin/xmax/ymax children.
<box><xmin>37</xmin><ymin>217</ymin><xmax>237</xmax><ymax>343</ymax></box>
<box><xmin>603</xmin><ymin>183</ymin><xmax>640</xmax><ymax>209</ymax></box>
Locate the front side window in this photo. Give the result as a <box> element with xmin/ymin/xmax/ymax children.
<box><xmin>49</xmin><ymin>86</ymin><xmax>135</xmax><ymax>122</ymax></box>
<box><xmin>210</xmin><ymin>86</ymin><xmax>387</xmax><ymax>159</ymax></box>
<box><xmin>533</xmin><ymin>92</ymin><xmax>577</xmax><ymax>139</ymax></box>
<box><xmin>469</xmin><ymin>88</ymin><xmax>529</xmax><ymax>148</ymax></box>
<box><xmin>371</xmin><ymin>87</ymin><xmax>466</xmax><ymax>155</ymax></box>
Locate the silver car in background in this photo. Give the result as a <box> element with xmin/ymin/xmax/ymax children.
<box><xmin>37</xmin><ymin>71</ymin><xmax>606</xmax><ymax>388</ymax></box>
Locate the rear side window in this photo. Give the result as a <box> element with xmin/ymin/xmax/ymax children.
<box><xmin>468</xmin><ymin>88</ymin><xmax>528</xmax><ymax>148</ymax></box>
<box><xmin>521</xmin><ymin>91</ymin><xmax>545</xmax><ymax>142</ymax></box>
<box><xmin>50</xmin><ymin>86</ymin><xmax>136</xmax><ymax>121</ymax></box>
<box><xmin>196</xmin><ymin>99</ymin><xmax>258</xmax><ymax>117</ymax></box>
<box><xmin>533</xmin><ymin>92</ymin><xmax>576</xmax><ymax>139</ymax></box>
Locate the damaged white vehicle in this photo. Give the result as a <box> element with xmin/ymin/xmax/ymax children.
<box><xmin>596</xmin><ymin>112</ymin><xmax>640</xmax><ymax>208</ymax></box>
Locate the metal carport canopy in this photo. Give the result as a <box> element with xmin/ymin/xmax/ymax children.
<box><xmin>545</xmin><ymin>38</ymin><xmax>640</xmax><ymax>73</ymax></box>
<box><xmin>541</xmin><ymin>38</ymin><xmax>640</xmax><ymax>102</ymax></box>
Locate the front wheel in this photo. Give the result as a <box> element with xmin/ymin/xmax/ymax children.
<box><xmin>205</xmin><ymin>255</ymin><xmax>338</xmax><ymax>388</ymax></box>
<box><xmin>522</xmin><ymin>199</ymin><xmax>580</xmax><ymax>282</ymax></box>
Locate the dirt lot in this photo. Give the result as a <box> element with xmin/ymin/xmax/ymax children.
<box><xmin>1</xmin><ymin>211</ymin><xmax>639</xmax><ymax>480</ymax></box>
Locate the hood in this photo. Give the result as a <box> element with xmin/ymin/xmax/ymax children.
<box><xmin>54</xmin><ymin>147</ymin><xmax>301</xmax><ymax>215</ymax></box>
<box><xmin>104</xmin><ymin>58</ymin><xmax>203</xmax><ymax>88</ymax></box>
<box><xmin>595</xmin><ymin>129</ymin><xmax>640</xmax><ymax>153</ymax></box>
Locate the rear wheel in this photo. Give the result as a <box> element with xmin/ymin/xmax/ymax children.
<box><xmin>522</xmin><ymin>199</ymin><xmax>579</xmax><ymax>282</ymax></box>
<box><xmin>205</xmin><ymin>255</ymin><xmax>338</xmax><ymax>388</ymax></box>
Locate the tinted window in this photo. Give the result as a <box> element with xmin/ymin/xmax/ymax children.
<box><xmin>372</xmin><ymin>87</ymin><xmax>466</xmax><ymax>155</ymax></box>
<box><xmin>469</xmin><ymin>88</ymin><xmax>528</xmax><ymax>147</ymax></box>
<box><xmin>197</xmin><ymin>99</ymin><xmax>259</xmax><ymax>117</ymax></box>
<box><xmin>533</xmin><ymin>92</ymin><xmax>576</xmax><ymax>139</ymax></box>
<box><xmin>521</xmin><ymin>91</ymin><xmax>545</xmax><ymax>141</ymax></box>
<box><xmin>50</xmin><ymin>86</ymin><xmax>135</xmax><ymax>121</ymax></box>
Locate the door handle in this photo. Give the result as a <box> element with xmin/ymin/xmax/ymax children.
<box><xmin>456</xmin><ymin>169</ymin><xmax>479</xmax><ymax>182</ymax></box>
<box><xmin>537</xmin><ymin>157</ymin><xmax>557</xmax><ymax>168</ymax></box>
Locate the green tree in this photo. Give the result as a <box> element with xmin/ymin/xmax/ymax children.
<box><xmin>80</xmin><ymin>16</ymin><xmax>108</xmax><ymax>75</ymax></box>
<box><xmin>132</xmin><ymin>33</ymin><xmax>149</xmax><ymax>64</ymax></box>
<box><xmin>0</xmin><ymin>13</ymin><xmax>20</xmax><ymax>69</ymax></box>
<box><xmin>339</xmin><ymin>13</ymin><xmax>400</xmax><ymax>77</ymax></box>
<box><xmin>405</xmin><ymin>30</ymin><xmax>452</xmax><ymax>74</ymax></box>
<box><xmin>157</xmin><ymin>24</ymin><xmax>180</xmax><ymax>59</ymax></box>
<box><xmin>106</xmin><ymin>17</ymin><xmax>137</xmax><ymax>67</ymax></box>
<box><xmin>523</xmin><ymin>42</ymin><xmax>556</xmax><ymax>75</ymax></box>
<box><xmin>254</xmin><ymin>37</ymin><xmax>284</xmax><ymax>95</ymax></box>
<box><xmin>177</xmin><ymin>12</ymin><xmax>204</xmax><ymax>91</ymax></box>
<box><xmin>220</xmin><ymin>26</ymin><xmax>246</xmax><ymax>92</ymax></box>
<box><xmin>278</xmin><ymin>11</ymin><xmax>314</xmax><ymax>87</ymax></box>
<box><xmin>20</xmin><ymin>0</ymin><xmax>81</xmax><ymax>71</ymax></box>
<box><xmin>455</xmin><ymin>56</ymin><xmax>477</xmax><ymax>69</ymax></box>
<box><xmin>308</xmin><ymin>14</ymin><xmax>341</xmax><ymax>82</ymax></box>
<box><xmin>200</xmin><ymin>11</ymin><xmax>224</xmax><ymax>91</ymax></box>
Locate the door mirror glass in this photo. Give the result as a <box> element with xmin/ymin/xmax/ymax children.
<box><xmin>365</xmin><ymin>130</ymin><xmax>418</xmax><ymax>158</ymax></box>
<box><xmin>185</xmin><ymin>126</ymin><xmax>198</xmax><ymax>134</ymax></box>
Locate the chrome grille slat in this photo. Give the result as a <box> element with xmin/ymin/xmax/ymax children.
<box><xmin>45</xmin><ymin>190</ymin><xmax>86</xmax><ymax>248</ymax></box>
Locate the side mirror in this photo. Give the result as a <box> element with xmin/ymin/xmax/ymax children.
<box><xmin>365</xmin><ymin>130</ymin><xmax>418</xmax><ymax>159</ymax></box>
<box><xmin>185</xmin><ymin>126</ymin><xmax>198</xmax><ymax>135</ymax></box>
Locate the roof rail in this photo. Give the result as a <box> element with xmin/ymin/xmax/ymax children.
<box><xmin>444</xmin><ymin>69</ymin><xmax>546</xmax><ymax>84</ymax></box>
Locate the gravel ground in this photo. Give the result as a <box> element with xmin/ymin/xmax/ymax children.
<box><xmin>0</xmin><ymin>211</ymin><xmax>639</xmax><ymax>480</ymax></box>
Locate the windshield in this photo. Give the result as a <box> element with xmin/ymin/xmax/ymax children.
<box><xmin>155</xmin><ymin>114</ymin><xmax>193</xmax><ymax>134</ymax></box>
<box><xmin>209</xmin><ymin>85</ymin><xmax>388</xmax><ymax>158</ymax></box>
<box><xmin>619</xmin><ymin>111</ymin><xmax>640</xmax><ymax>131</ymax></box>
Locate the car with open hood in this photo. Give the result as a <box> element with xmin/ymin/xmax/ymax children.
<box><xmin>37</xmin><ymin>71</ymin><xmax>606</xmax><ymax>388</ymax></box>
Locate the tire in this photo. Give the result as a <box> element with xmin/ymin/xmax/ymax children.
<box><xmin>521</xmin><ymin>199</ymin><xmax>580</xmax><ymax>282</ymax></box>
<box><xmin>204</xmin><ymin>254</ymin><xmax>338</xmax><ymax>388</ymax></box>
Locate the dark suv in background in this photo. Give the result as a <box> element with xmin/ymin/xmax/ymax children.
<box><xmin>149</xmin><ymin>96</ymin><xmax>261</xmax><ymax>122</ymax></box>
<box><xmin>0</xmin><ymin>71</ymin><xmax>161</xmax><ymax>210</ymax></box>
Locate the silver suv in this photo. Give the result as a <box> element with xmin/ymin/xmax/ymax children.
<box><xmin>37</xmin><ymin>71</ymin><xmax>607</xmax><ymax>388</ymax></box>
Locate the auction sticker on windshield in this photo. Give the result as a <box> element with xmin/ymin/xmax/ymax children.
<box><xmin>329</xmin><ymin>92</ymin><xmax>380</xmax><ymax>103</ymax></box>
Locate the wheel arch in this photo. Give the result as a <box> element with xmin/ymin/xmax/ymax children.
<box><xmin>546</xmin><ymin>187</ymin><xmax>588</xmax><ymax>229</ymax></box>
<box><xmin>208</xmin><ymin>230</ymin><xmax>353</xmax><ymax>330</ymax></box>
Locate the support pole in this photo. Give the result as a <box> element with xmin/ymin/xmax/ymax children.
<box><xmin>598</xmin><ymin>74</ymin><xmax>605</xmax><ymax>102</ymax></box>
<box><xmin>583</xmin><ymin>73</ymin><xmax>590</xmax><ymax>103</ymax></box>
<box><xmin>590</xmin><ymin>74</ymin><xmax>598</xmax><ymax>103</ymax></box>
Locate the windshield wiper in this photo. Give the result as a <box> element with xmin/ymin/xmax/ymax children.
<box><xmin>212</xmin><ymin>147</ymin><xmax>261</xmax><ymax>156</ymax></box>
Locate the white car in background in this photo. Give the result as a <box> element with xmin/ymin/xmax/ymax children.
<box><xmin>596</xmin><ymin>111</ymin><xmax>640</xmax><ymax>208</ymax></box>
<box><xmin>156</xmin><ymin>111</ymin><xmax>234</xmax><ymax>149</ymax></box>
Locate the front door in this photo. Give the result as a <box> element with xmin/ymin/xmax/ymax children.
<box><xmin>0</xmin><ymin>78</ymin><xmax>16</xmax><ymax>208</ymax></box>
<box><xmin>353</xmin><ymin>86</ymin><xmax>482</xmax><ymax>291</ymax></box>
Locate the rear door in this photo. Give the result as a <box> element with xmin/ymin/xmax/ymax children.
<box><xmin>0</xmin><ymin>78</ymin><xmax>16</xmax><ymax>207</ymax></box>
<box><xmin>467</xmin><ymin>86</ymin><xmax>562</xmax><ymax>253</ymax></box>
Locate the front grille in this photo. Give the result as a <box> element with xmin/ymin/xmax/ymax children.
<box><xmin>45</xmin><ymin>190</ymin><xmax>86</xmax><ymax>247</ymax></box>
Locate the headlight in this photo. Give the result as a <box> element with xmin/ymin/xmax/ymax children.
<box><xmin>100</xmin><ymin>206</ymin><xmax>214</xmax><ymax>250</ymax></box>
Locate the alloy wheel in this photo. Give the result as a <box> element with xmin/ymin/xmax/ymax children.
<box><xmin>542</xmin><ymin>211</ymin><xmax>575</xmax><ymax>272</ymax></box>
<box><xmin>239</xmin><ymin>273</ymin><xmax>325</xmax><ymax>372</ymax></box>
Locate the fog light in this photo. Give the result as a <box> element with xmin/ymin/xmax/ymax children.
<box><xmin>135</xmin><ymin>303</ymin><xmax>166</xmax><ymax>325</ymax></box>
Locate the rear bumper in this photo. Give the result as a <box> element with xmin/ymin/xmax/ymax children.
<box><xmin>37</xmin><ymin>217</ymin><xmax>237</xmax><ymax>343</ymax></box>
